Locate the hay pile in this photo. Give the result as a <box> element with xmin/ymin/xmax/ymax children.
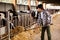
<box><xmin>10</xmin><ymin>26</ymin><xmax>25</xmax><ymax>36</ymax></box>
<box><xmin>11</xmin><ymin>24</ymin><xmax>41</xmax><ymax>40</ymax></box>
<box><xmin>11</xmin><ymin>31</ymin><xmax>33</xmax><ymax>40</ymax></box>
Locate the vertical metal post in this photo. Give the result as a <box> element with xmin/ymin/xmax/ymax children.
<box><xmin>25</xmin><ymin>14</ymin><xmax>27</xmax><ymax>28</ymax></box>
<box><xmin>20</xmin><ymin>15</ymin><xmax>22</xmax><ymax>26</ymax></box>
<box><xmin>24</xmin><ymin>14</ymin><xmax>25</xmax><ymax>27</ymax></box>
<box><xmin>0</xmin><ymin>15</ymin><xmax>1</xmax><ymax>40</ymax></box>
<box><xmin>18</xmin><ymin>15</ymin><xmax>20</xmax><ymax>26</ymax></box>
<box><xmin>7</xmin><ymin>11</ymin><xmax>10</xmax><ymax>40</ymax></box>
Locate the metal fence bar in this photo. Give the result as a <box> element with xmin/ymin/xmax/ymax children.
<box><xmin>7</xmin><ymin>11</ymin><xmax>10</xmax><ymax>40</ymax></box>
<box><xmin>0</xmin><ymin>13</ymin><xmax>9</xmax><ymax>40</ymax></box>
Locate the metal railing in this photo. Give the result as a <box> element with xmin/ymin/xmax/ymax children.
<box><xmin>0</xmin><ymin>11</ymin><xmax>37</xmax><ymax>40</ymax></box>
<box><xmin>0</xmin><ymin>12</ymin><xmax>9</xmax><ymax>40</ymax></box>
<box><xmin>19</xmin><ymin>13</ymin><xmax>35</xmax><ymax>28</ymax></box>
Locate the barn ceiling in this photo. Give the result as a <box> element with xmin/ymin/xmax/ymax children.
<box><xmin>38</xmin><ymin>0</ymin><xmax>60</xmax><ymax>5</ymax></box>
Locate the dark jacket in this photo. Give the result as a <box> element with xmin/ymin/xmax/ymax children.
<box><xmin>31</xmin><ymin>11</ymin><xmax>38</xmax><ymax>20</ymax></box>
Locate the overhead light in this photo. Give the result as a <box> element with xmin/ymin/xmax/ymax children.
<box><xmin>46</xmin><ymin>4</ymin><xmax>51</xmax><ymax>9</ymax></box>
<box><xmin>46</xmin><ymin>4</ymin><xmax>51</xmax><ymax>7</ymax></box>
<box><xmin>38</xmin><ymin>2</ymin><xmax>42</xmax><ymax>4</ymax></box>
